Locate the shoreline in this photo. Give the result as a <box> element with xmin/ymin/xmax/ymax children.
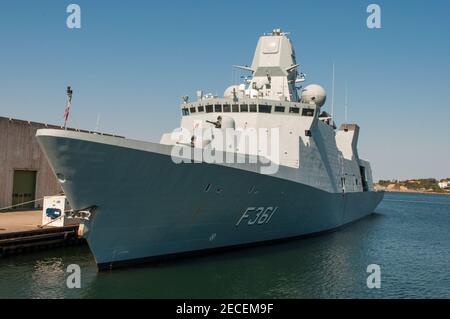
<box><xmin>376</xmin><ymin>188</ymin><xmax>450</xmax><ymax>196</ymax></box>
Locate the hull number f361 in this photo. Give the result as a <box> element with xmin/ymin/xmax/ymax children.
<box><xmin>236</xmin><ymin>207</ymin><xmax>278</xmax><ymax>226</ymax></box>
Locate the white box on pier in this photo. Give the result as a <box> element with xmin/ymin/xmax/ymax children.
<box><xmin>42</xmin><ymin>195</ymin><xmax>71</xmax><ymax>227</ymax></box>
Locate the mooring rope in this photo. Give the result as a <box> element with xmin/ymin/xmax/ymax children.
<box><xmin>0</xmin><ymin>193</ymin><xmax>65</xmax><ymax>213</ymax></box>
<box><xmin>37</xmin><ymin>212</ymin><xmax>71</xmax><ymax>229</ymax></box>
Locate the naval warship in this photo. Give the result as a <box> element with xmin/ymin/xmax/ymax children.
<box><xmin>36</xmin><ymin>29</ymin><xmax>384</xmax><ymax>270</ymax></box>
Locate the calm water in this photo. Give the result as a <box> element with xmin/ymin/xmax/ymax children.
<box><xmin>1</xmin><ymin>192</ymin><xmax>450</xmax><ymax>299</ymax></box>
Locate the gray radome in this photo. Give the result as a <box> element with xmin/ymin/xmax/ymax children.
<box><xmin>301</xmin><ymin>84</ymin><xmax>327</xmax><ymax>107</ymax></box>
<box><xmin>224</xmin><ymin>85</ymin><xmax>243</xmax><ymax>99</ymax></box>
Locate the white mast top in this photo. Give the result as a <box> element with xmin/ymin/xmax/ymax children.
<box><xmin>232</xmin><ymin>29</ymin><xmax>303</xmax><ymax>102</ymax></box>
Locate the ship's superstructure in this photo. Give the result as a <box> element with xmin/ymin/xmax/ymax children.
<box><xmin>161</xmin><ymin>29</ymin><xmax>373</xmax><ymax>194</ymax></box>
<box><xmin>36</xmin><ymin>29</ymin><xmax>383</xmax><ymax>270</ymax></box>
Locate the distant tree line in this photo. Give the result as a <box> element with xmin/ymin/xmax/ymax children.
<box><xmin>377</xmin><ymin>178</ymin><xmax>450</xmax><ymax>193</ymax></box>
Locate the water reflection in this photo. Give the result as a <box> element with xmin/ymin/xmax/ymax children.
<box><xmin>30</xmin><ymin>258</ymin><xmax>66</xmax><ymax>299</ymax></box>
<box><xmin>1</xmin><ymin>193</ymin><xmax>450</xmax><ymax>298</ymax></box>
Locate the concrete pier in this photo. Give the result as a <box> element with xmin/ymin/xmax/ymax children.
<box><xmin>0</xmin><ymin>210</ymin><xmax>85</xmax><ymax>257</ymax></box>
<box><xmin>0</xmin><ymin>210</ymin><xmax>43</xmax><ymax>233</ymax></box>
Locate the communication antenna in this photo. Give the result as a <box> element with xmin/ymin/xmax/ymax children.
<box><xmin>331</xmin><ymin>63</ymin><xmax>335</xmax><ymax>119</ymax></box>
<box><xmin>344</xmin><ymin>81</ymin><xmax>348</xmax><ymax>123</ymax></box>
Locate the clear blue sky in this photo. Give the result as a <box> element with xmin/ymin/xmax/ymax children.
<box><xmin>0</xmin><ymin>0</ymin><xmax>449</xmax><ymax>181</ymax></box>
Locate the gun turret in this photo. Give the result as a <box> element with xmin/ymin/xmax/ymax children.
<box><xmin>206</xmin><ymin>116</ymin><xmax>222</xmax><ymax>128</ymax></box>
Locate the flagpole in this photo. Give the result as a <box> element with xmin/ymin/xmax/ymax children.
<box><xmin>95</xmin><ymin>114</ymin><xmax>101</xmax><ymax>132</ymax></box>
<box><xmin>64</xmin><ymin>86</ymin><xmax>73</xmax><ymax>130</ymax></box>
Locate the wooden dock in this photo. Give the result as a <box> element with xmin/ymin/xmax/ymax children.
<box><xmin>0</xmin><ymin>210</ymin><xmax>85</xmax><ymax>257</ymax></box>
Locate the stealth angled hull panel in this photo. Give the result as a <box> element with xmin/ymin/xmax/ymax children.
<box><xmin>36</xmin><ymin>130</ymin><xmax>383</xmax><ymax>269</ymax></box>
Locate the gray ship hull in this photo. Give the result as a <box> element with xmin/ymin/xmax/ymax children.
<box><xmin>36</xmin><ymin>129</ymin><xmax>384</xmax><ymax>270</ymax></box>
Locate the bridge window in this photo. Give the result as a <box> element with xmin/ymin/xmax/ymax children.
<box><xmin>206</xmin><ymin>105</ymin><xmax>213</xmax><ymax>113</ymax></box>
<box><xmin>258</xmin><ymin>105</ymin><xmax>272</xmax><ymax>113</ymax></box>
<box><xmin>214</xmin><ymin>104</ymin><xmax>222</xmax><ymax>112</ymax></box>
<box><xmin>240</xmin><ymin>104</ymin><xmax>248</xmax><ymax>112</ymax></box>
<box><xmin>250</xmin><ymin>104</ymin><xmax>257</xmax><ymax>112</ymax></box>
<box><xmin>275</xmin><ymin>106</ymin><xmax>285</xmax><ymax>113</ymax></box>
<box><xmin>232</xmin><ymin>104</ymin><xmax>239</xmax><ymax>112</ymax></box>
<box><xmin>289</xmin><ymin>107</ymin><xmax>300</xmax><ymax>114</ymax></box>
<box><xmin>182</xmin><ymin>109</ymin><xmax>189</xmax><ymax>116</ymax></box>
<box><xmin>190</xmin><ymin>107</ymin><xmax>196</xmax><ymax>113</ymax></box>
<box><xmin>198</xmin><ymin>106</ymin><xmax>204</xmax><ymax>112</ymax></box>
<box><xmin>302</xmin><ymin>108</ymin><xmax>315</xmax><ymax>117</ymax></box>
<box><xmin>223</xmin><ymin>104</ymin><xmax>231</xmax><ymax>112</ymax></box>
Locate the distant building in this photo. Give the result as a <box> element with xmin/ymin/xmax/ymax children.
<box><xmin>0</xmin><ymin>116</ymin><xmax>121</xmax><ymax>211</ymax></box>
<box><xmin>438</xmin><ymin>181</ymin><xmax>450</xmax><ymax>190</ymax></box>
